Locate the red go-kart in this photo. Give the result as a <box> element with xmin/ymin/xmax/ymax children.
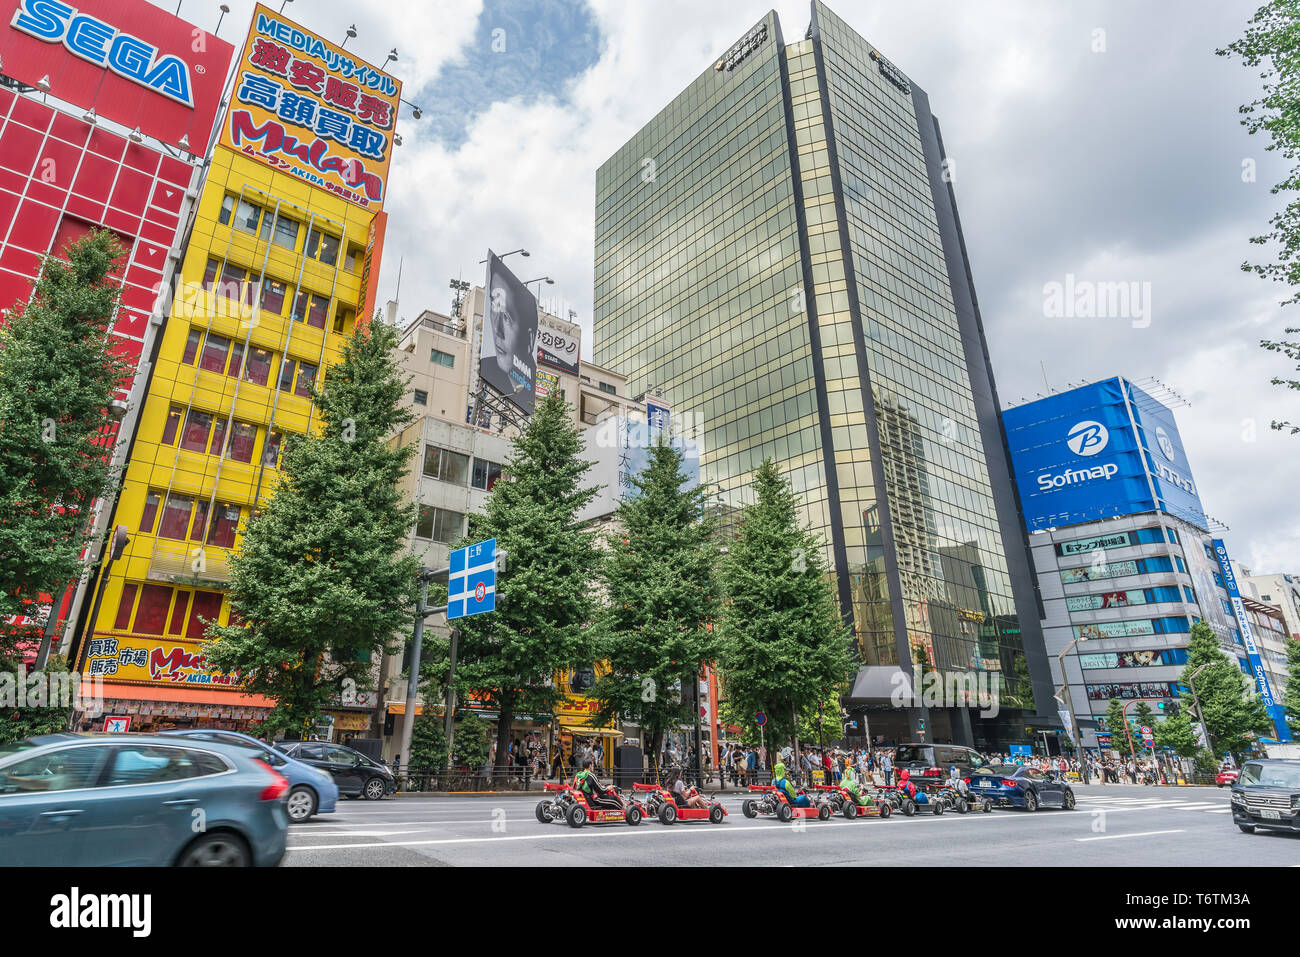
<box><xmin>632</xmin><ymin>781</ymin><xmax>728</xmax><ymax>824</ymax></box>
<box><xmin>742</xmin><ymin>784</ymin><xmax>832</xmax><ymax>822</ymax></box>
<box><xmin>814</xmin><ymin>783</ymin><xmax>892</xmax><ymax>819</ymax></box>
<box><xmin>535</xmin><ymin>781</ymin><xmax>645</xmax><ymax>828</ymax></box>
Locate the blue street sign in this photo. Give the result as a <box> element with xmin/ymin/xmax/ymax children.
<box><xmin>447</xmin><ymin>538</ymin><xmax>497</xmax><ymax>620</ymax></box>
<box><xmin>755</xmin><ymin>711</ymin><xmax>767</xmax><ymax>727</ymax></box>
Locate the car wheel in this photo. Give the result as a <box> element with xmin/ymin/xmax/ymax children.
<box><xmin>902</xmin><ymin>799</ymin><xmax>916</xmax><ymax>817</ymax></box>
<box><xmin>844</xmin><ymin>802</ymin><xmax>858</xmax><ymax>819</ymax></box>
<box><xmin>742</xmin><ymin>800</ymin><xmax>757</xmax><ymax>818</ymax></box>
<box><xmin>981</xmin><ymin>799</ymin><xmax>992</xmax><ymax>813</ymax></box>
<box><xmin>932</xmin><ymin>799</ymin><xmax>944</xmax><ymax>815</ymax></box>
<box><xmin>535</xmin><ymin>800</ymin><xmax>552</xmax><ymax>823</ymax></box>
<box><xmin>1024</xmin><ymin>790</ymin><xmax>1038</xmax><ymax>812</ymax></box>
<box><xmin>777</xmin><ymin>803</ymin><xmax>793</xmax><ymax>823</ymax></box>
<box><xmin>176</xmin><ymin>833</ymin><xmax>250</xmax><ymax>867</ymax></box>
<box><xmin>1237</xmin><ymin>823</ymin><xmax>1255</xmax><ymax>834</ymax></box>
<box><xmin>710</xmin><ymin>805</ymin><xmax>725</xmax><ymax>824</ymax></box>
<box><xmin>879</xmin><ymin>802</ymin><xmax>891</xmax><ymax>818</ymax></box>
<box><xmin>659</xmin><ymin>803</ymin><xmax>677</xmax><ymax>825</ymax></box>
<box><xmin>625</xmin><ymin>805</ymin><xmax>642</xmax><ymax>825</ymax></box>
<box><xmin>1063</xmin><ymin>789</ymin><xmax>1076</xmax><ymax>810</ymax></box>
<box><xmin>957</xmin><ymin>799</ymin><xmax>969</xmax><ymax>814</ymax></box>
<box><xmin>566</xmin><ymin>804</ymin><xmax>587</xmax><ymax>828</ymax></box>
<box><xmin>1217</xmin><ymin>782</ymin><xmax>1224</xmax><ymax>788</ymax></box>
<box><xmin>363</xmin><ymin>777</ymin><xmax>386</xmax><ymax>800</ymax></box>
<box><xmin>818</xmin><ymin>804</ymin><xmax>831</xmax><ymax>821</ymax></box>
<box><xmin>286</xmin><ymin>786</ymin><xmax>317</xmax><ymax>823</ymax></box>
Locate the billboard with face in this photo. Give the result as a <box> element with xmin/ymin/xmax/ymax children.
<box><xmin>480</xmin><ymin>250</ymin><xmax>539</xmax><ymax>414</ymax></box>
<box><xmin>1002</xmin><ymin>376</ymin><xmax>1207</xmax><ymax>532</ymax></box>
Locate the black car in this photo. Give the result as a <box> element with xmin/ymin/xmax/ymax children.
<box><xmin>893</xmin><ymin>743</ymin><xmax>995</xmax><ymax>783</ymax></box>
<box><xmin>1231</xmin><ymin>759</ymin><xmax>1300</xmax><ymax>835</ymax></box>
<box><xmin>276</xmin><ymin>741</ymin><xmax>395</xmax><ymax>800</ymax></box>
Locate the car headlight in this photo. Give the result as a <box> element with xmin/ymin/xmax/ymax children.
<box><xmin>1291</xmin><ymin>795</ymin><xmax>1300</xmax><ymax>810</ymax></box>
<box><xmin>1230</xmin><ymin>791</ymin><xmax>1245</xmax><ymax>805</ymax></box>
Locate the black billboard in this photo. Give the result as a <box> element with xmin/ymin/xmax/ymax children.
<box><xmin>479</xmin><ymin>250</ymin><xmax>539</xmax><ymax>414</ymax></box>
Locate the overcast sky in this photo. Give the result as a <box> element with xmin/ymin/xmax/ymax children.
<box><xmin>183</xmin><ymin>0</ymin><xmax>1300</xmax><ymax>574</ymax></box>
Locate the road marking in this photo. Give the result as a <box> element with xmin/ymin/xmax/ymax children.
<box><xmin>1205</xmin><ymin>809</ymin><xmax>1234</xmax><ymax>814</ymax></box>
<box><xmin>1075</xmin><ymin>829</ymin><xmax>1185</xmax><ymax>842</ymax></box>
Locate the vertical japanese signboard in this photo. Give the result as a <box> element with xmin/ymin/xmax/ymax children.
<box><xmin>220</xmin><ymin>3</ymin><xmax>401</xmax><ymax>210</ymax></box>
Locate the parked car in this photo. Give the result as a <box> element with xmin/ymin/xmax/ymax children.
<box><xmin>275</xmin><ymin>740</ymin><xmax>395</xmax><ymax>800</ymax></box>
<box><xmin>893</xmin><ymin>743</ymin><xmax>995</xmax><ymax>782</ymax></box>
<box><xmin>1215</xmin><ymin>767</ymin><xmax>1239</xmax><ymax>788</ymax></box>
<box><xmin>159</xmin><ymin>729</ymin><xmax>338</xmax><ymax>823</ymax></box>
<box><xmin>0</xmin><ymin>733</ymin><xmax>289</xmax><ymax>866</ymax></box>
<box><xmin>966</xmin><ymin>763</ymin><xmax>1077</xmax><ymax>811</ymax></box>
<box><xmin>1231</xmin><ymin>759</ymin><xmax>1300</xmax><ymax>835</ymax></box>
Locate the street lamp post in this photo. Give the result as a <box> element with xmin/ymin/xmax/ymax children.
<box><xmin>1054</xmin><ymin>638</ymin><xmax>1091</xmax><ymax>784</ymax></box>
<box><xmin>1187</xmin><ymin>662</ymin><xmax>1214</xmax><ymax>757</ymax></box>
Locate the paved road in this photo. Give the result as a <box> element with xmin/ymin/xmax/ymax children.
<box><xmin>281</xmin><ymin>784</ymin><xmax>1299</xmax><ymax>866</ymax></box>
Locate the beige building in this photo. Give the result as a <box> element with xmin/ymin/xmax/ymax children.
<box><xmin>375</xmin><ymin>290</ymin><xmax>639</xmax><ymax>760</ymax></box>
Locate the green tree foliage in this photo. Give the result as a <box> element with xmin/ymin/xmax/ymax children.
<box><xmin>717</xmin><ymin>459</ymin><xmax>855</xmax><ymax>752</ymax></box>
<box><xmin>1284</xmin><ymin>635</ymin><xmax>1300</xmax><ymax>737</ymax></box>
<box><xmin>1104</xmin><ymin>698</ymin><xmax>1130</xmax><ymax>754</ymax></box>
<box><xmin>591</xmin><ymin>438</ymin><xmax>721</xmax><ymax>769</ymax></box>
<box><xmin>450</xmin><ymin>392</ymin><xmax>603</xmax><ymax>771</ymax></box>
<box><xmin>1178</xmin><ymin>621</ymin><xmax>1273</xmax><ymax>760</ymax></box>
<box><xmin>408</xmin><ymin>711</ymin><xmax>449</xmax><ymax>772</ymax></box>
<box><xmin>1219</xmin><ymin>2</ymin><xmax>1300</xmax><ymax>432</ymax></box>
<box><xmin>1153</xmin><ymin>709</ymin><xmax>1201</xmax><ymax>758</ymax></box>
<box><xmin>453</xmin><ymin>711</ymin><xmax>492</xmax><ymax>768</ymax></box>
<box><xmin>0</xmin><ymin>231</ymin><xmax>130</xmax><ymax>672</ymax></box>
<box><xmin>205</xmin><ymin>319</ymin><xmax>419</xmax><ymax>737</ymax></box>
<box><xmin>0</xmin><ymin>656</ymin><xmax>75</xmax><ymax>744</ymax></box>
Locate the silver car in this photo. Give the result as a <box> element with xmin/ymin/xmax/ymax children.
<box><xmin>0</xmin><ymin>733</ymin><xmax>288</xmax><ymax>866</ymax></box>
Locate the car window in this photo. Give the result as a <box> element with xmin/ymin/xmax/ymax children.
<box><xmin>1021</xmin><ymin>768</ymin><xmax>1043</xmax><ymax>781</ymax></box>
<box><xmin>894</xmin><ymin>746</ymin><xmax>934</xmax><ymax>765</ymax></box>
<box><xmin>296</xmin><ymin>744</ymin><xmax>326</xmax><ymax>761</ymax></box>
<box><xmin>0</xmin><ymin>746</ymin><xmax>109</xmax><ymax>795</ymax></box>
<box><xmin>326</xmin><ymin>747</ymin><xmax>358</xmax><ymax>765</ymax></box>
<box><xmin>1240</xmin><ymin>763</ymin><xmax>1300</xmax><ymax>788</ymax></box>
<box><xmin>105</xmin><ymin>745</ymin><xmax>224</xmax><ymax>786</ymax></box>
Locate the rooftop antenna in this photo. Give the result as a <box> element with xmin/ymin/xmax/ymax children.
<box><xmin>393</xmin><ymin>256</ymin><xmax>404</xmax><ymax>306</ymax></box>
<box><xmin>1040</xmin><ymin>361</ymin><xmax>1052</xmax><ymax>394</ymax></box>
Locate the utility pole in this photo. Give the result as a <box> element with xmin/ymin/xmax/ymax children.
<box><xmin>397</xmin><ymin>566</ymin><xmax>449</xmax><ymax>785</ymax></box>
<box><xmin>1187</xmin><ymin>663</ymin><xmax>1214</xmax><ymax>756</ymax></box>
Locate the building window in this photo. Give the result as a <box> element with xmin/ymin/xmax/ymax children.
<box><xmin>306</xmin><ymin>228</ymin><xmax>340</xmax><ymax>266</ymax></box>
<box><xmin>333</xmin><ymin>307</ymin><xmax>355</xmax><ymax>335</ymax></box>
<box><xmin>161</xmin><ymin>405</ymin><xmax>183</xmax><ymax>445</ymax></box>
<box><xmin>471</xmin><ymin>457</ymin><xmax>504</xmax><ymax>491</ymax></box>
<box><xmin>295</xmin><ymin>363</ymin><xmax>317</xmax><ymax>398</ymax></box>
<box><xmin>179</xmin><ymin>410</ymin><xmax>213</xmax><ymax>453</ymax></box>
<box><xmin>158</xmin><ymin>494</ymin><xmax>196</xmax><ymax>540</ymax></box>
<box><xmin>431</xmin><ymin>349</ymin><xmax>455</xmax><ymax>368</ymax></box>
<box><xmin>207</xmin><ymin>504</ymin><xmax>241</xmax><ymax>548</ymax></box>
<box><xmin>598</xmin><ymin>381</ymin><xmax>617</xmax><ymax>395</ymax></box>
<box><xmin>344</xmin><ymin>244</ymin><xmax>363</xmax><ymax>272</ymax></box>
<box><xmin>243</xmin><ymin>347</ymin><xmax>275</xmax><ymax>387</ymax></box>
<box><xmin>262</xmin><ymin>431</ymin><xmax>284</xmax><ymax>468</ymax></box>
<box><xmin>415</xmin><ymin>505</ymin><xmax>464</xmax><ymax>543</ymax></box>
<box><xmin>271</xmin><ymin>214</ymin><xmax>300</xmax><ymax>250</ymax></box>
<box><xmin>292</xmin><ymin>289</ymin><xmax>329</xmax><ymax>329</ymax></box>
<box><xmin>422</xmin><ymin>445</ymin><xmax>470</xmax><ymax>485</ymax></box>
<box><xmin>198</xmin><ymin>334</ymin><xmax>231</xmax><ymax>374</ymax></box>
<box><xmin>226</xmin><ymin>422</ymin><xmax>257</xmax><ymax>464</ymax></box>
<box><xmin>261</xmin><ymin>278</ymin><xmax>290</xmax><ymax>316</ymax></box>
<box><xmin>139</xmin><ymin>492</ymin><xmax>161</xmax><ymax>533</ymax></box>
<box><xmin>413</xmin><ymin>390</ymin><xmax>428</xmax><ymax>406</ymax></box>
<box><xmin>181</xmin><ymin>328</ymin><xmax>202</xmax><ymax>364</ymax></box>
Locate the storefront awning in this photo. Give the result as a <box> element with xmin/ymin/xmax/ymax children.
<box><xmin>386</xmin><ymin>702</ymin><xmax>440</xmax><ymax>716</ymax></box>
<box><xmin>98</xmin><ymin>683</ymin><xmax>275</xmax><ymax>708</ymax></box>
<box><xmin>559</xmin><ymin>723</ymin><xmax>621</xmax><ymax>737</ymax></box>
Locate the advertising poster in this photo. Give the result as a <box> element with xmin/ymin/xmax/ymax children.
<box><xmin>537</xmin><ymin>318</ymin><xmax>580</xmax><ymax>374</ymax></box>
<box><xmin>0</xmin><ymin>0</ymin><xmax>233</xmax><ymax>149</ymax></box>
<box><xmin>84</xmin><ymin>635</ymin><xmax>241</xmax><ymax>687</ymax></box>
<box><xmin>220</xmin><ymin>3</ymin><xmax>401</xmax><ymax>209</ymax></box>
<box><xmin>480</xmin><ymin>250</ymin><xmax>539</xmax><ymax>414</ymax></box>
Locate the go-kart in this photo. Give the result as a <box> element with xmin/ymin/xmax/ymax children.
<box><xmin>813</xmin><ymin>783</ymin><xmax>892</xmax><ymax>819</ymax></box>
<box><xmin>922</xmin><ymin>782</ymin><xmax>992</xmax><ymax>815</ymax></box>
<box><xmin>534</xmin><ymin>781</ymin><xmax>645</xmax><ymax>828</ymax></box>
<box><xmin>741</xmin><ymin>784</ymin><xmax>832</xmax><ymax>822</ymax></box>
<box><xmin>632</xmin><ymin>781</ymin><xmax>728</xmax><ymax>824</ymax></box>
<box><xmin>878</xmin><ymin>785</ymin><xmax>919</xmax><ymax>816</ymax></box>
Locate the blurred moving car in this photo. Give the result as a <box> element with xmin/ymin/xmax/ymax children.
<box><xmin>275</xmin><ymin>740</ymin><xmax>395</xmax><ymax>800</ymax></box>
<box><xmin>159</xmin><ymin>729</ymin><xmax>338</xmax><ymax>823</ymax></box>
<box><xmin>1215</xmin><ymin>766</ymin><xmax>1239</xmax><ymax>788</ymax></box>
<box><xmin>966</xmin><ymin>764</ymin><xmax>1077</xmax><ymax>811</ymax></box>
<box><xmin>893</xmin><ymin>743</ymin><xmax>995</xmax><ymax>782</ymax></box>
<box><xmin>0</xmin><ymin>734</ymin><xmax>288</xmax><ymax>866</ymax></box>
<box><xmin>1231</xmin><ymin>759</ymin><xmax>1300</xmax><ymax>835</ymax></box>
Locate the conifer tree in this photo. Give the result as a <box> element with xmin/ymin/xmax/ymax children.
<box><xmin>1178</xmin><ymin>621</ymin><xmax>1273</xmax><ymax>761</ymax></box>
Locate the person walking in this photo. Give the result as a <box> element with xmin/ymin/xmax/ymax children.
<box><xmin>881</xmin><ymin>750</ymin><xmax>893</xmax><ymax>786</ymax></box>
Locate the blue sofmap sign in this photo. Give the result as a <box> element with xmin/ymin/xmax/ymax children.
<box><xmin>1211</xmin><ymin>539</ymin><xmax>1292</xmax><ymax>742</ymax></box>
<box><xmin>1002</xmin><ymin>377</ymin><xmax>1207</xmax><ymax>532</ymax></box>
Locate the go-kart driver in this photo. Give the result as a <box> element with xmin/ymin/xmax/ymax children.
<box><xmin>946</xmin><ymin>765</ymin><xmax>968</xmax><ymax>796</ymax></box>
<box><xmin>771</xmin><ymin>762</ymin><xmax>813</xmax><ymax>808</ymax></box>
<box><xmin>840</xmin><ymin>767</ymin><xmax>874</xmax><ymax>807</ymax></box>
<box><xmin>574</xmin><ymin>759</ymin><xmax>620</xmax><ymax>810</ymax></box>
<box><xmin>667</xmin><ymin>770</ymin><xmax>708</xmax><ymax>810</ymax></box>
<box><xmin>895</xmin><ymin>768</ymin><xmax>918</xmax><ymax>800</ymax></box>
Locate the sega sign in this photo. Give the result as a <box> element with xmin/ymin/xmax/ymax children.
<box><xmin>1</xmin><ymin>0</ymin><xmax>232</xmax><ymax>149</ymax></box>
<box><xmin>1003</xmin><ymin>377</ymin><xmax>1207</xmax><ymax>532</ymax></box>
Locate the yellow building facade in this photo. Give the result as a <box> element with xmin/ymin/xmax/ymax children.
<box><xmin>80</xmin><ymin>4</ymin><xmax>398</xmax><ymax>731</ymax></box>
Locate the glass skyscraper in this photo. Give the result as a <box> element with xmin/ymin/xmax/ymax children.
<box><xmin>594</xmin><ymin>2</ymin><xmax>1053</xmax><ymax>748</ymax></box>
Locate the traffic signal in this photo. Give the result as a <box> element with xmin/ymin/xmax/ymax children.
<box><xmin>917</xmin><ymin>717</ymin><xmax>926</xmax><ymax>733</ymax></box>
